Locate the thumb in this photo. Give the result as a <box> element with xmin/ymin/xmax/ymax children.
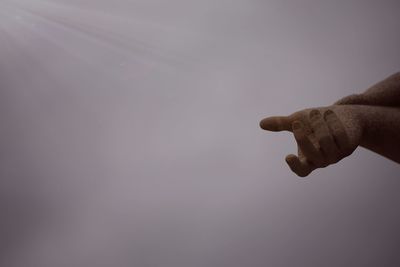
<box><xmin>259</xmin><ymin>116</ymin><xmax>293</xmax><ymax>132</ymax></box>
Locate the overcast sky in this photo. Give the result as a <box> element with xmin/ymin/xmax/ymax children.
<box><xmin>1</xmin><ymin>0</ymin><xmax>400</xmax><ymax>266</ymax></box>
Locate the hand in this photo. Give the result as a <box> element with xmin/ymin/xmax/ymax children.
<box><xmin>260</xmin><ymin>105</ymin><xmax>364</xmax><ymax>177</ymax></box>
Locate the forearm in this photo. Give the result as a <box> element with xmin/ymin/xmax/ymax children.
<box><xmin>336</xmin><ymin>72</ymin><xmax>400</xmax><ymax>107</ymax></box>
<box><xmin>362</xmin><ymin>72</ymin><xmax>400</xmax><ymax>106</ymax></box>
<box><xmin>356</xmin><ymin>105</ymin><xmax>400</xmax><ymax>163</ymax></box>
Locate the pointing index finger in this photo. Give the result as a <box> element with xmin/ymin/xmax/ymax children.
<box><xmin>259</xmin><ymin>116</ymin><xmax>293</xmax><ymax>132</ymax></box>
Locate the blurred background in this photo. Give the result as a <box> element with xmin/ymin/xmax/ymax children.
<box><xmin>1</xmin><ymin>0</ymin><xmax>400</xmax><ymax>266</ymax></box>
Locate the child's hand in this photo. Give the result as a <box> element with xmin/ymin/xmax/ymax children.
<box><xmin>260</xmin><ymin>106</ymin><xmax>364</xmax><ymax>177</ymax></box>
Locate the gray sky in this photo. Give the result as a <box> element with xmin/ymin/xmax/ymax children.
<box><xmin>1</xmin><ymin>0</ymin><xmax>400</xmax><ymax>266</ymax></box>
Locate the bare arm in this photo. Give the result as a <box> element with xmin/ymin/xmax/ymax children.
<box><xmin>335</xmin><ymin>72</ymin><xmax>400</xmax><ymax>107</ymax></box>
<box><xmin>357</xmin><ymin>105</ymin><xmax>400</xmax><ymax>164</ymax></box>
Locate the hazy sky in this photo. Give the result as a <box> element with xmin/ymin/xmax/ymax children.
<box><xmin>1</xmin><ymin>0</ymin><xmax>400</xmax><ymax>266</ymax></box>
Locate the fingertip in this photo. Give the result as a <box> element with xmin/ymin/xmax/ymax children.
<box><xmin>260</xmin><ymin>116</ymin><xmax>291</xmax><ymax>132</ymax></box>
<box><xmin>259</xmin><ymin>117</ymin><xmax>277</xmax><ymax>131</ymax></box>
<box><xmin>285</xmin><ymin>154</ymin><xmax>311</xmax><ymax>178</ymax></box>
<box><xmin>285</xmin><ymin>154</ymin><xmax>298</xmax><ymax>166</ymax></box>
<box><xmin>259</xmin><ymin>118</ymin><xmax>268</xmax><ymax>130</ymax></box>
<box><xmin>285</xmin><ymin>154</ymin><xmax>300</xmax><ymax>173</ymax></box>
<box><xmin>285</xmin><ymin>154</ymin><xmax>296</xmax><ymax>162</ymax></box>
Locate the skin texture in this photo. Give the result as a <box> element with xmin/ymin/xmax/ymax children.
<box><xmin>260</xmin><ymin>72</ymin><xmax>400</xmax><ymax>177</ymax></box>
<box><xmin>335</xmin><ymin>72</ymin><xmax>400</xmax><ymax>107</ymax></box>
<box><xmin>260</xmin><ymin>105</ymin><xmax>364</xmax><ymax>177</ymax></box>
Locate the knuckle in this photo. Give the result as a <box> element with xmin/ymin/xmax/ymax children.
<box><xmin>309</xmin><ymin>109</ymin><xmax>321</xmax><ymax>121</ymax></box>
<box><xmin>324</xmin><ymin>109</ymin><xmax>335</xmax><ymax>118</ymax></box>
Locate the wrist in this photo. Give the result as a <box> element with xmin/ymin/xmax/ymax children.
<box><xmin>352</xmin><ymin>105</ymin><xmax>369</xmax><ymax>147</ymax></box>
